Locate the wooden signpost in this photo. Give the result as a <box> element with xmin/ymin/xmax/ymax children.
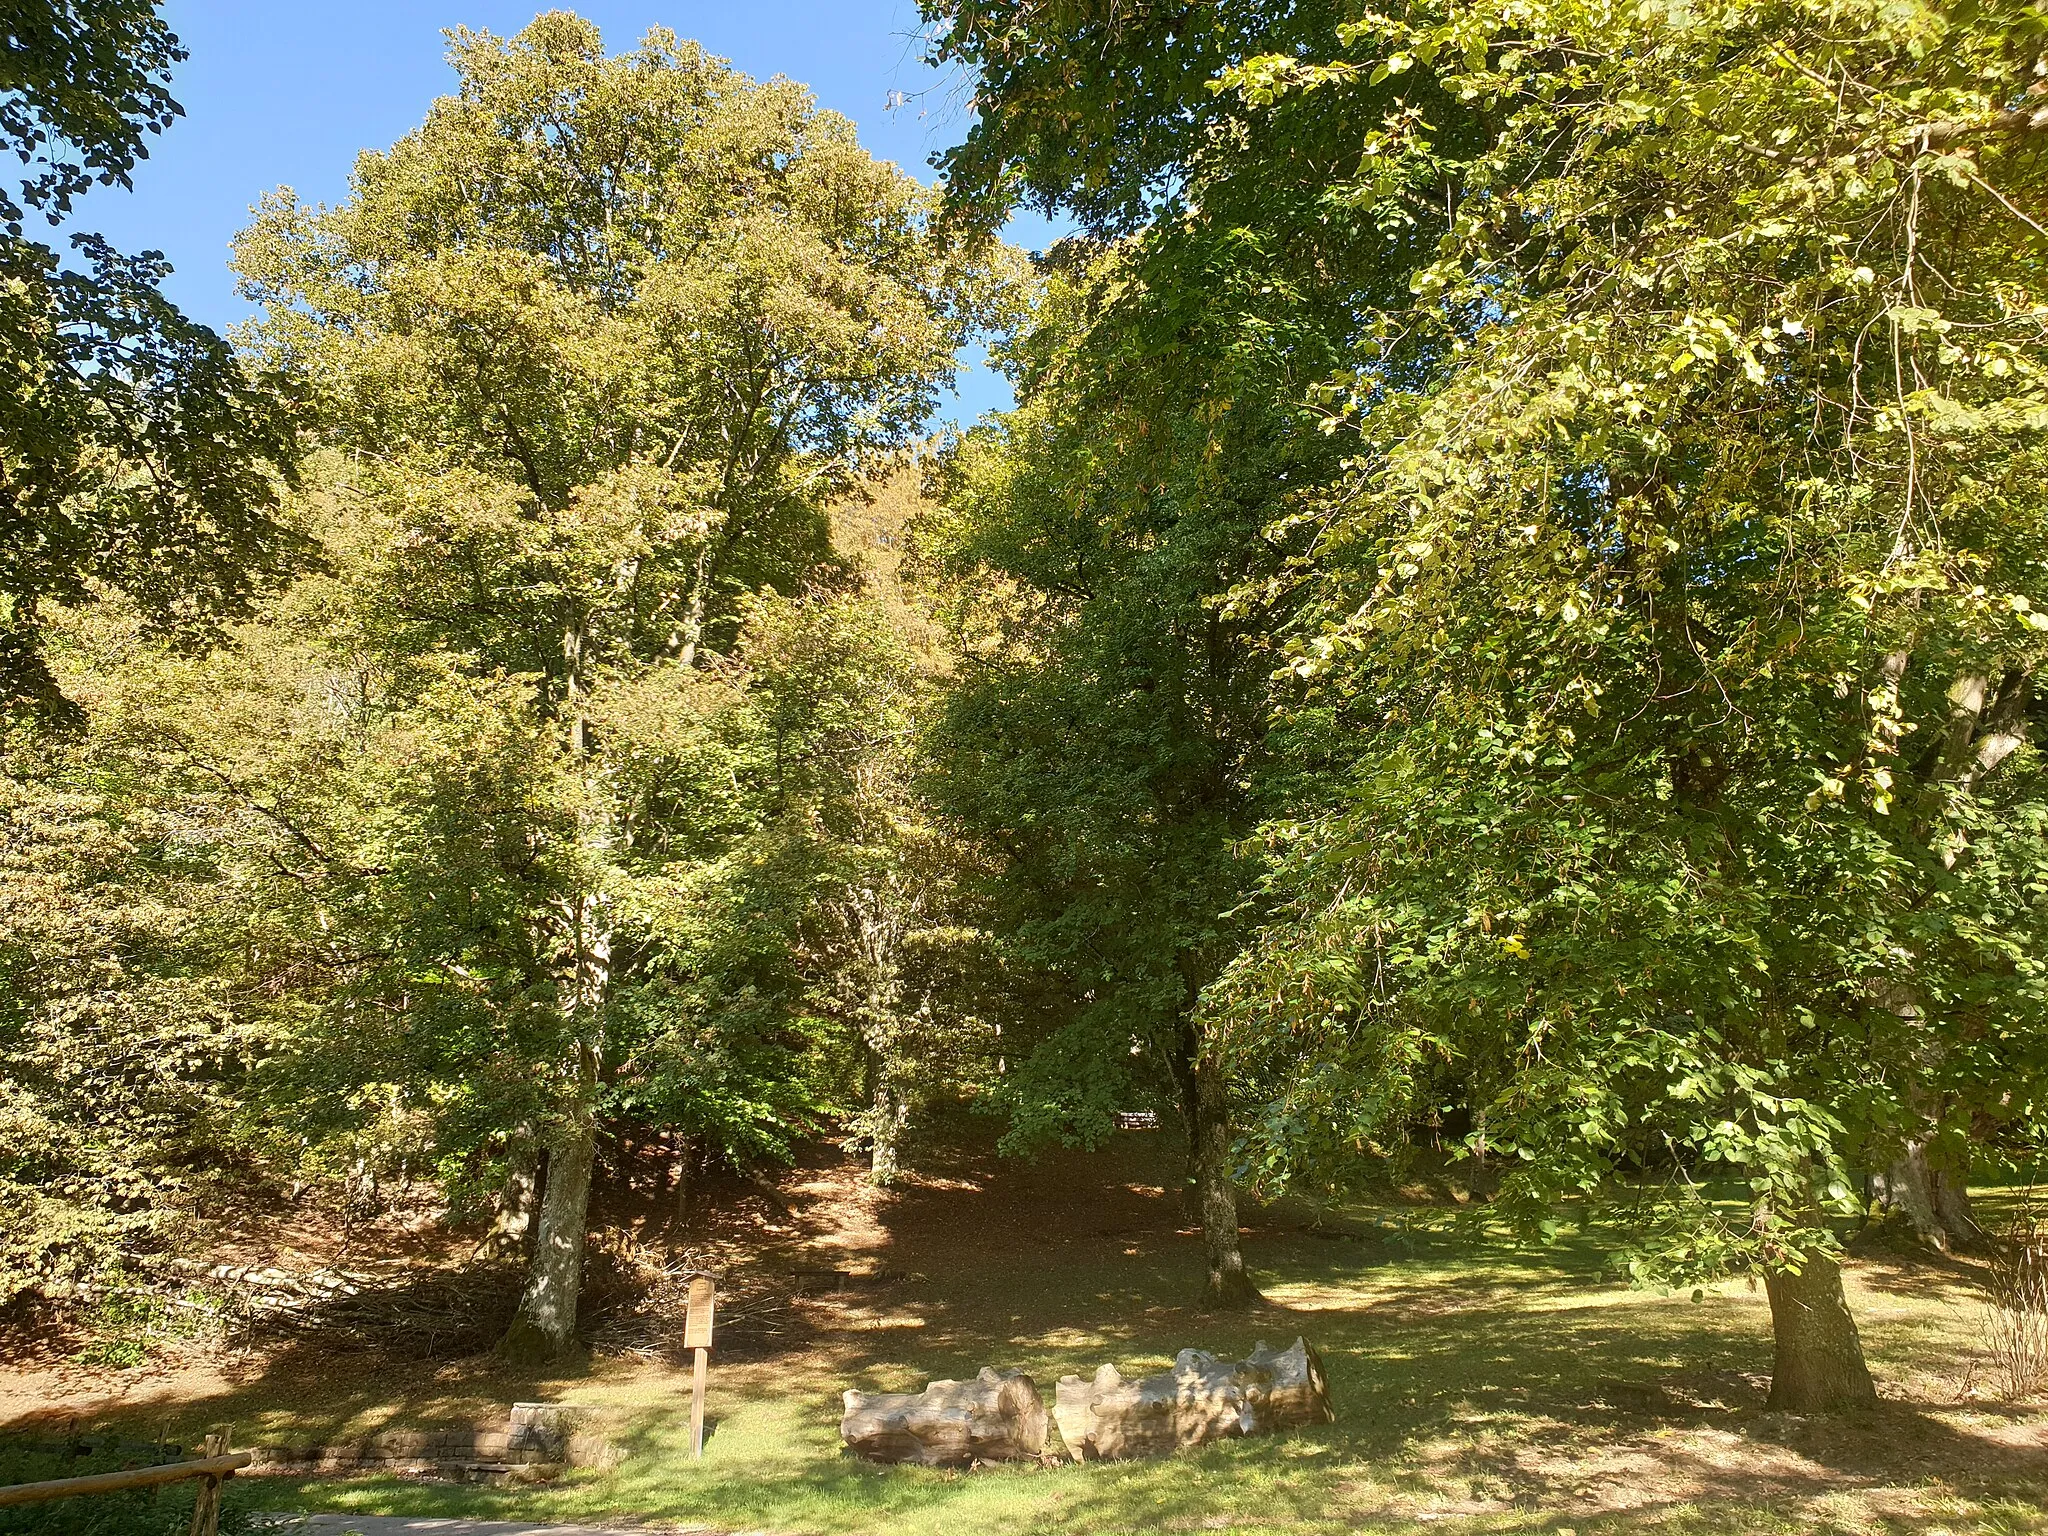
<box><xmin>685</xmin><ymin>1275</ymin><xmax>715</xmax><ymax>1459</ymax></box>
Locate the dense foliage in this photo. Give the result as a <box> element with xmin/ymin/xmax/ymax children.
<box><xmin>8</xmin><ymin>0</ymin><xmax>2047</xmax><ymax>1416</ymax></box>
<box><xmin>912</xmin><ymin>0</ymin><xmax>1479</xmax><ymax>1307</ymax></box>
<box><xmin>927</xmin><ymin>0</ymin><xmax>2048</xmax><ymax>1405</ymax></box>
<box><xmin>3</xmin><ymin>12</ymin><xmax>1011</xmax><ymax>1351</ymax></box>
<box><xmin>0</xmin><ymin>0</ymin><xmax>302</xmax><ymax>725</ymax></box>
<box><xmin>1205</xmin><ymin>0</ymin><xmax>2048</xmax><ymax>1409</ymax></box>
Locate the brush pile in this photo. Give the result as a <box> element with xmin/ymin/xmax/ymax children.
<box><xmin>582</xmin><ymin>1236</ymin><xmax>799</xmax><ymax>1360</ymax></box>
<box><xmin>173</xmin><ymin>1257</ymin><xmax>525</xmax><ymax>1357</ymax></box>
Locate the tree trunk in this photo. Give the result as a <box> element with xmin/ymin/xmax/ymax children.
<box><xmin>678</xmin><ymin>545</ymin><xmax>711</xmax><ymax>668</ymax></box>
<box><xmin>668</xmin><ymin>1134</ymin><xmax>695</xmax><ymax>1231</ymax></box>
<box><xmin>497</xmin><ymin>620</ymin><xmax>608</xmax><ymax>1362</ymax></box>
<box><xmin>476</xmin><ymin>1127</ymin><xmax>542</xmax><ymax>1259</ymax></box>
<box><xmin>870</xmin><ymin>1076</ymin><xmax>907</xmax><ymax>1187</ymax></box>
<box><xmin>1188</xmin><ymin>1053</ymin><xmax>1258</xmax><ymax>1309</ymax></box>
<box><xmin>1881</xmin><ymin>1141</ymin><xmax>1951</xmax><ymax>1252</ymax></box>
<box><xmin>1878</xmin><ymin>1136</ymin><xmax>1982</xmax><ymax>1252</ymax></box>
<box><xmin>498</xmin><ymin>1117</ymin><xmax>597</xmax><ymax>1361</ymax></box>
<box><xmin>1931</xmin><ymin>1163</ymin><xmax>1983</xmax><ymax>1248</ymax></box>
<box><xmin>1763</xmin><ymin>1248</ymin><xmax>1877</xmax><ymax>1412</ymax></box>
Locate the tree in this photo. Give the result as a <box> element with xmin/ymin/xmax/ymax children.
<box><xmin>0</xmin><ymin>593</ymin><xmax>364</xmax><ymax>1307</ymax></box>
<box><xmin>742</xmin><ymin>576</ymin><xmax>955</xmax><ymax>1187</ymax></box>
<box><xmin>230</xmin><ymin>13</ymin><xmax>1001</xmax><ymax>1358</ymax></box>
<box><xmin>1202</xmin><ymin>0</ymin><xmax>2048</xmax><ymax>1410</ymax></box>
<box><xmin>919</xmin><ymin>235</ymin><xmax>1366</xmax><ymax>1305</ymax></box>
<box><xmin>924</xmin><ymin>0</ymin><xmax>1356</xmax><ymax>238</ymax></box>
<box><xmin>928</xmin><ymin>0</ymin><xmax>2048</xmax><ymax>1404</ymax></box>
<box><xmin>0</xmin><ymin>716</ymin><xmax>282</xmax><ymax>1305</ymax></box>
<box><xmin>921</xmin><ymin>353</ymin><xmax>1270</xmax><ymax>1302</ymax></box>
<box><xmin>920</xmin><ymin>0</ymin><xmax>1451</xmax><ymax>1306</ymax></box>
<box><xmin>0</xmin><ymin>0</ymin><xmax>302</xmax><ymax>725</ymax></box>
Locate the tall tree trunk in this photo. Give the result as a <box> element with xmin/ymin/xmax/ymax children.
<box><xmin>498</xmin><ymin>1116</ymin><xmax>597</xmax><ymax>1361</ymax></box>
<box><xmin>1177</xmin><ymin>1045</ymin><xmax>1258</xmax><ymax>1309</ymax></box>
<box><xmin>1763</xmin><ymin>1248</ymin><xmax>1877</xmax><ymax>1412</ymax></box>
<box><xmin>497</xmin><ymin>622</ymin><xmax>609</xmax><ymax>1361</ymax></box>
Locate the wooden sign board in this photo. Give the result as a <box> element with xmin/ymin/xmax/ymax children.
<box><xmin>684</xmin><ymin>1275</ymin><xmax>715</xmax><ymax>1350</ymax></box>
<box><xmin>685</xmin><ymin>1276</ymin><xmax>715</xmax><ymax>1459</ymax></box>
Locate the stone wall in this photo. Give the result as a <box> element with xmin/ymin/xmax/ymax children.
<box><xmin>248</xmin><ymin>1402</ymin><xmax>620</xmax><ymax>1482</ymax></box>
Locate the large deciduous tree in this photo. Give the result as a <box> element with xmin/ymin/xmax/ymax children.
<box><xmin>920</xmin><ymin>0</ymin><xmax>1465</xmax><ymax>1306</ymax></box>
<box><xmin>1202</xmin><ymin>0</ymin><xmax>2048</xmax><ymax>1410</ymax></box>
<box><xmin>928</xmin><ymin>0</ymin><xmax>2048</xmax><ymax>1405</ymax></box>
<box><xmin>232</xmin><ymin>12</ymin><xmax>1002</xmax><ymax>1357</ymax></box>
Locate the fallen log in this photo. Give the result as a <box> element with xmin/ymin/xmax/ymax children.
<box><xmin>1053</xmin><ymin>1337</ymin><xmax>1332</xmax><ymax>1460</ymax></box>
<box><xmin>840</xmin><ymin>1367</ymin><xmax>1047</xmax><ymax>1466</ymax></box>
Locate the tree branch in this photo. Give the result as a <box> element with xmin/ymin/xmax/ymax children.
<box><xmin>1915</xmin><ymin>102</ymin><xmax>2048</xmax><ymax>151</ymax></box>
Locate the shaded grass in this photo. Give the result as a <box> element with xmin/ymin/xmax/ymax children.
<box><xmin>16</xmin><ymin>1154</ymin><xmax>2048</xmax><ymax>1536</ymax></box>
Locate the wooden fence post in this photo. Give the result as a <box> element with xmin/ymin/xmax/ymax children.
<box><xmin>185</xmin><ymin>1431</ymin><xmax>229</xmax><ymax>1536</ymax></box>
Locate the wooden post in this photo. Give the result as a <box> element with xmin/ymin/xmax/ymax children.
<box><xmin>685</xmin><ymin>1275</ymin><xmax>715</xmax><ymax>1459</ymax></box>
<box><xmin>185</xmin><ymin>1431</ymin><xmax>229</xmax><ymax>1536</ymax></box>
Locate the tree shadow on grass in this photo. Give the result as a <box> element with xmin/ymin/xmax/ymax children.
<box><xmin>1844</xmin><ymin>1240</ymin><xmax>1993</xmax><ymax>1300</ymax></box>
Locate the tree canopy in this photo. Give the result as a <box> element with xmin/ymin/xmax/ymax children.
<box><xmin>925</xmin><ymin>0</ymin><xmax>2048</xmax><ymax>1405</ymax></box>
<box><xmin>0</xmin><ymin>0</ymin><xmax>302</xmax><ymax>725</ymax></box>
<box><xmin>5</xmin><ymin>12</ymin><xmax>1016</xmax><ymax>1353</ymax></box>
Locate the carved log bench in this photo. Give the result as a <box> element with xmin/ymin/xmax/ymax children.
<box><xmin>1053</xmin><ymin>1337</ymin><xmax>1332</xmax><ymax>1460</ymax></box>
<box><xmin>840</xmin><ymin>1367</ymin><xmax>1047</xmax><ymax>1466</ymax></box>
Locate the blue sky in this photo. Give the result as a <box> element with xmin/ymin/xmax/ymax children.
<box><xmin>69</xmin><ymin>1</ymin><xmax>1059</xmax><ymax>423</ymax></box>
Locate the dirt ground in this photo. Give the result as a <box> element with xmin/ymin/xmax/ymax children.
<box><xmin>0</xmin><ymin>1131</ymin><xmax>1218</xmax><ymax>1425</ymax></box>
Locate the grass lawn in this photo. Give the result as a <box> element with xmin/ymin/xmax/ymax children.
<box><xmin>6</xmin><ymin>1138</ymin><xmax>2045</xmax><ymax>1536</ymax></box>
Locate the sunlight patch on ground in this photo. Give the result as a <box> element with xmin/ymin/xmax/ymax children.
<box><xmin>1255</xmin><ymin>1281</ymin><xmax>1375</xmax><ymax>1311</ymax></box>
<box><xmin>1516</xmin><ymin>1283</ymin><xmax>1747</xmax><ymax>1315</ymax></box>
<box><xmin>835</xmin><ymin>1311</ymin><xmax>928</xmax><ymax>1331</ymax></box>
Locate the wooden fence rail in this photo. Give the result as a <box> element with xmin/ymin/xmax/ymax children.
<box><xmin>0</xmin><ymin>1440</ymin><xmax>249</xmax><ymax>1536</ymax></box>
